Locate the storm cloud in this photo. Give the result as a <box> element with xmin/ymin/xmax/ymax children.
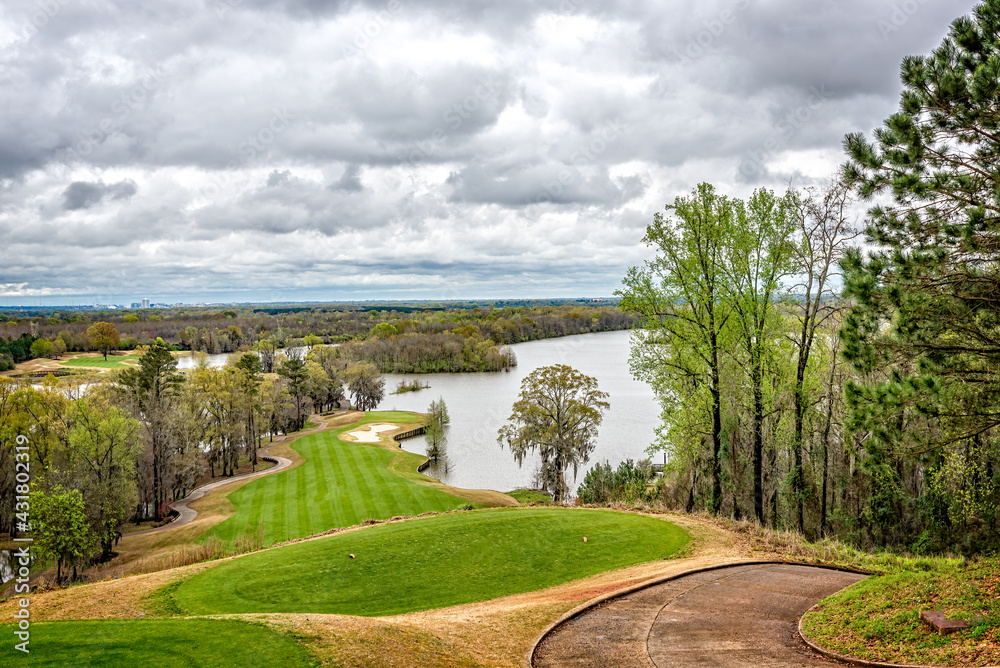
<box><xmin>0</xmin><ymin>0</ymin><xmax>978</xmax><ymax>304</ymax></box>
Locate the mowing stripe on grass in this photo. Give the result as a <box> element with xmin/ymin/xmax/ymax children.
<box><xmin>177</xmin><ymin>508</ymin><xmax>689</xmax><ymax>617</ymax></box>
<box><xmin>207</xmin><ymin>412</ymin><xmax>467</xmax><ymax>544</ymax></box>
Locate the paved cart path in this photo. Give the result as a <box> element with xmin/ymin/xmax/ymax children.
<box><xmin>533</xmin><ymin>563</ymin><xmax>865</xmax><ymax>668</ymax></box>
<box><xmin>129</xmin><ymin>416</ymin><xmax>341</xmax><ymax>536</ymax></box>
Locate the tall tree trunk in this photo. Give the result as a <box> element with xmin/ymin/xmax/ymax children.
<box><xmin>752</xmin><ymin>362</ymin><xmax>765</xmax><ymax>524</ymax></box>
<box><xmin>710</xmin><ymin>339</ymin><xmax>723</xmax><ymax>516</ymax></box>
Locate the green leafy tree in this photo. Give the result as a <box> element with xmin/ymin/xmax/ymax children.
<box><xmin>86</xmin><ymin>322</ymin><xmax>121</xmax><ymax>361</ymax></box>
<box><xmin>425</xmin><ymin>398</ymin><xmax>449</xmax><ymax>462</ymax></box>
<box><xmin>50</xmin><ymin>337</ymin><xmax>67</xmax><ymax>357</ymax></box>
<box><xmin>370</xmin><ymin>322</ymin><xmax>398</xmax><ymax>338</ymax></box>
<box><xmin>30</xmin><ymin>338</ymin><xmax>53</xmax><ymax>359</ymax></box>
<box><xmin>30</xmin><ymin>487</ymin><xmax>94</xmax><ymax>583</ymax></box>
<box><xmin>721</xmin><ymin>189</ymin><xmax>797</xmax><ymax>524</ymax></box>
<box><xmin>497</xmin><ymin>364</ymin><xmax>609</xmax><ymax>503</ymax></box>
<box><xmin>278</xmin><ymin>357</ymin><xmax>309</xmax><ymax>429</ymax></box>
<box><xmin>429</xmin><ymin>397</ymin><xmax>450</xmax><ymax>426</ymax></box>
<box><xmin>841</xmin><ymin>2</ymin><xmax>1000</xmax><ymax>545</ymax></box>
<box><xmin>116</xmin><ymin>345</ymin><xmax>184</xmax><ymax>519</ymax></box>
<box><xmin>618</xmin><ymin>183</ymin><xmax>735</xmax><ymax>514</ymax></box>
<box><xmin>65</xmin><ymin>399</ymin><xmax>142</xmax><ymax>560</ymax></box>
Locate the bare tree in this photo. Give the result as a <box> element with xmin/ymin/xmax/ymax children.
<box><xmin>786</xmin><ymin>181</ymin><xmax>861</xmax><ymax>533</ymax></box>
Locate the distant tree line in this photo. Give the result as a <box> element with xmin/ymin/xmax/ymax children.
<box><xmin>0</xmin><ymin>304</ymin><xmax>638</xmax><ymax>373</ymax></box>
<box><xmin>0</xmin><ymin>304</ymin><xmax>637</xmax><ymax>354</ymax></box>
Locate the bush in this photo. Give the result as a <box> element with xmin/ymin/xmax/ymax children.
<box><xmin>577</xmin><ymin>458</ymin><xmax>656</xmax><ymax>505</ymax></box>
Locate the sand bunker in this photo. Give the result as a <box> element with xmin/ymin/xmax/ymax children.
<box><xmin>347</xmin><ymin>424</ymin><xmax>397</xmax><ymax>442</ymax></box>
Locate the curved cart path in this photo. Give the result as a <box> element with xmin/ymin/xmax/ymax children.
<box><xmin>129</xmin><ymin>416</ymin><xmax>339</xmax><ymax>536</ymax></box>
<box><xmin>533</xmin><ymin>563</ymin><xmax>865</xmax><ymax>668</ymax></box>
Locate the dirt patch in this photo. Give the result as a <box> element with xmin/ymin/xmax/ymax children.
<box><xmin>0</xmin><ymin>559</ymin><xmax>219</xmax><ymax>621</ymax></box>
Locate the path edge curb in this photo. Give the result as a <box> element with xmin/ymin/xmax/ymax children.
<box><xmin>525</xmin><ymin>558</ymin><xmax>869</xmax><ymax>667</ymax></box>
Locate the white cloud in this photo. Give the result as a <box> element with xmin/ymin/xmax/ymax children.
<box><xmin>0</xmin><ymin>0</ymin><xmax>980</xmax><ymax>303</ymax></box>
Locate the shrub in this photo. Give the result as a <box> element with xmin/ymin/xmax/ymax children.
<box><xmin>578</xmin><ymin>458</ymin><xmax>656</xmax><ymax>505</ymax></box>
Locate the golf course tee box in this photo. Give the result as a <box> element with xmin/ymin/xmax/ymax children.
<box><xmin>175</xmin><ymin>508</ymin><xmax>689</xmax><ymax>616</ymax></box>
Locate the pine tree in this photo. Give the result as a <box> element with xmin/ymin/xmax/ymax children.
<box><xmin>841</xmin><ymin>2</ymin><xmax>1000</xmax><ymax>546</ymax></box>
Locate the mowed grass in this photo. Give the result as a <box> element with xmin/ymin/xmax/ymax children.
<box><xmin>207</xmin><ymin>411</ymin><xmax>468</xmax><ymax>544</ymax></box>
<box><xmin>175</xmin><ymin>508</ymin><xmax>689</xmax><ymax>617</ymax></box>
<box><xmin>0</xmin><ymin>619</ymin><xmax>316</xmax><ymax>667</ymax></box>
<box><xmin>61</xmin><ymin>354</ymin><xmax>141</xmax><ymax>369</ymax></box>
<box><xmin>802</xmin><ymin>557</ymin><xmax>1000</xmax><ymax>666</ymax></box>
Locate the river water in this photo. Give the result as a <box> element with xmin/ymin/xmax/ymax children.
<box><xmin>379</xmin><ymin>330</ymin><xmax>662</xmax><ymax>495</ymax></box>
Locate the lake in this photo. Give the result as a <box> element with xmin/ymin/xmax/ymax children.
<box><xmin>173</xmin><ymin>346</ymin><xmax>310</xmax><ymax>370</ymax></box>
<box><xmin>379</xmin><ymin>330</ymin><xmax>662</xmax><ymax>495</ymax></box>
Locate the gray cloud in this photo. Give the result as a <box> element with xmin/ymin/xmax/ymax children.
<box><xmin>62</xmin><ymin>179</ymin><xmax>138</xmax><ymax>210</ymax></box>
<box><xmin>0</xmin><ymin>0</ymin><xmax>982</xmax><ymax>304</ymax></box>
<box><xmin>329</xmin><ymin>164</ymin><xmax>364</xmax><ymax>191</ymax></box>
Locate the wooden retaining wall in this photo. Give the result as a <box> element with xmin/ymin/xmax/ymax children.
<box><xmin>393</xmin><ymin>426</ymin><xmax>427</xmax><ymax>442</ymax></box>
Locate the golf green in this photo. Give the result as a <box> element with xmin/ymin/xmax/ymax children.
<box><xmin>176</xmin><ymin>508</ymin><xmax>688</xmax><ymax>616</ymax></box>
<box><xmin>207</xmin><ymin>412</ymin><xmax>468</xmax><ymax>544</ymax></box>
<box><xmin>60</xmin><ymin>355</ymin><xmax>140</xmax><ymax>369</ymax></box>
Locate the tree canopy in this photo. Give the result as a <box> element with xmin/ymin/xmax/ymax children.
<box><xmin>497</xmin><ymin>364</ymin><xmax>609</xmax><ymax>503</ymax></box>
<box><xmin>86</xmin><ymin>322</ymin><xmax>121</xmax><ymax>361</ymax></box>
<box><xmin>841</xmin><ymin>0</ymin><xmax>1000</xmax><ymax>547</ymax></box>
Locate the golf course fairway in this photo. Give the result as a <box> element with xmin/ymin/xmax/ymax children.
<box><xmin>207</xmin><ymin>411</ymin><xmax>470</xmax><ymax>544</ymax></box>
<box><xmin>175</xmin><ymin>508</ymin><xmax>688</xmax><ymax>616</ymax></box>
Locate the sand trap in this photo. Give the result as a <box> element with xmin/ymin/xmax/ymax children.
<box><xmin>347</xmin><ymin>424</ymin><xmax>397</xmax><ymax>442</ymax></box>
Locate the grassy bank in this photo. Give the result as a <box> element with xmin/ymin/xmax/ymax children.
<box><xmin>802</xmin><ymin>557</ymin><xmax>1000</xmax><ymax>667</ymax></box>
<box><xmin>175</xmin><ymin>508</ymin><xmax>688</xmax><ymax>616</ymax></box>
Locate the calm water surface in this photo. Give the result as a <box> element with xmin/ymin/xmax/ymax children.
<box><xmin>379</xmin><ymin>330</ymin><xmax>661</xmax><ymax>494</ymax></box>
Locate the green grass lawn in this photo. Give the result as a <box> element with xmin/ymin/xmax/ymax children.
<box><xmin>506</xmin><ymin>488</ymin><xmax>554</xmax><ymax>505</ymax></box>
<box><xmin>60</xmin><ymin>354</ymin><xmax>141</xmax><ymax>369</ymax></box>
<box><xmin>175</xmin><ymin>507</ymin><xmax>688</xmax><ymax>617</ymax></box>
<box><xmin>0</xmin><ymin>619</ymin><xmax>316</xmax><ymax>667</ymax></box>
<box><xmin>802</xmin><ymin>557</ymin><xmax>1000</xmax><ymax>666</ymax></box>
<box><xmin>207</xmin><ymin>411</ymin><xmax>468</xmax><ymax>544</ymax></box>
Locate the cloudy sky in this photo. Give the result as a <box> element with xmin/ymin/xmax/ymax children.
<box><xmin>0</xmin><ymin>0</ymin><xmax>977</xmax><ymax>305</ymax></box>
